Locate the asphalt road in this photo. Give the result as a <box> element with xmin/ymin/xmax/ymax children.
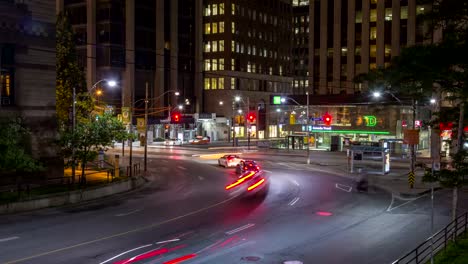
<box><xmin>0</xmin><ymin>148</ymin><xmax>461</xmax><ymax>264</ymax></box>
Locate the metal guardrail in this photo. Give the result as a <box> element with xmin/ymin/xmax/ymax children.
<box><xmin>392</xmin><ymin>211</ymin><xmax>468</xmax><ymax>264</ymax></box>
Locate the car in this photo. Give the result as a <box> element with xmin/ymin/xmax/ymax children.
<box><xmin>218</xmin><ymin>154</ymin><xmax>242</xmax><ymax>168</ymax></box>
<box><xmin>189</xmin><ymin>136</ymin><xmax>210</xmax><ymax>145</ymax></box>
<box><xmin>225</xmin><ymin>170</ymin><xmax>269</xmax><ymax>198</ymax></box>
<box><xmin>235</xmin><ymin>160</ymin><xmax>260</xmax><ymax>175</ymax></box>
<box><xmin>164</xmin><ymin>138</ymin><xmax>182</xmax><ymax>146</ymax></box>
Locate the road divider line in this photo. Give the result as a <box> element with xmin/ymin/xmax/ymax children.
<box><xmin>0</xmin><ymin>236</ymin><xmax>19</xmax><ymax>243</ymax></box>
<box><xmin>156</xmin><ymin>238</ymin><xmax>180</xmax><ymax>244</ymax></box>
<box><xmin>225</xmin><ymin>223</ymin><xmax>255</xmax><ymax>235</ymax></box>
<box><xmin>115</xmin><ymin>209</ymin><xmax>141</xmax><ymax>217</ymax></box>
<box><xmin>335</xmin><ymin>183</ymin><xmax>352</xmax><ymax>193</ymax></box>
<box><xmin>99</xmin><ymin>244</ymin><xmax>153</xmax><ymax>264</ymax></box>
<box><xmin>288</xmin><ymin>197</ymin><xmax>300</xmax><ymax>206</ymax></box>
<box><xmin>198</xmin><ymin>176</ymin><xmax>204</xmax><ymax>181</ymax></box>
<box><xmin>387</xmin><ymin>194</ymin><xmax>427</xmax><ymax>212</ymax></box>
<box><xmin>4</xmin><ymin>196</ymin><xmax>238</xmax><ymax>264</ymax></box>
<box><xmin>177</xmin><ymin>166</ymin><xmax>187</xmax><ymax>170</ymax></box>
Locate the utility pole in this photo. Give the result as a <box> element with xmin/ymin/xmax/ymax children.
<box><xmin>144</xmin><ymin>82</ymin><xmax>148</xmax><ymax>172</ymax></box>
<box><xmin>129</xmin><ymin>106</ymin><xmax>133</xmax><ymax>178</ymax></box>
<box><xmin>247</xmin><ymin>97</ymin><xmax>250</xmax><ymax>150</ymax></box>
<box><xmin>0</xmin><ymin>45</ymin><xmax>3</xmax><ymax>108</ymax></box>
<box><xmin>306</xmin><ymin>91</ymin><xmax>310</xmax><ymax>164</ymax></box>
<box><xmin>409</xmin><ymin>99</ymin><xmax>417</xmax><ymax>188</ymax></box>
<box><xmin>72</xmin><ymin>87</ymin><xmax>76</xmax><ymax>184</ymax></box>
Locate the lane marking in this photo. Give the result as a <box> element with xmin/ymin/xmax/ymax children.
<box><xmin>225</xmin><ymin>223</ymin><xmax>255</xmax><ymax>235</ymax></box>
<box><xmin>288</xmin><ymin>197</ymin><xmax>300</xmax><ymax>206</ymax></box>
<box><xmin>177</xmin><ymin>166</ymin><xmax>187</xmax><ymax>171</ymax></box>
<box><xmin>115</xmin><ymin>209</ymin><xmax>141</xmax><ymax>217</ymax></box>
<box><xmin>195</xmin><ymin>239</ymin><xmax>224</xmax><ymax>254</ymax></box>
<box><xmin>292</xmin><ymin>180</ymin><xmax>300</xmax><ymax>186</ymax></box>
<box><xmin>161</xmin><ymin>160</ymin><xmax>169</xmax><ymax>163</ymax></box>
<box><xmin>263</xmin><ymin>170</ymin><xmax>273</xmax><ymax>173</ymax></box>
<box><xmin>335</xmin><ymin>183</ymin><xmax>352</xmax><ymax>193</ymax></box>
<box><xmin>198</xmin><ymin>176</ymin><xmax>204</xmax><ymax>181</ymax></box>
<box><xmin>386</xmin><ymin>193</ymin><xmax>427</xmax><ymax>212</ymax></box>
<box><xmin>0</xmin><ymin>237</ymin><xmax>19</xmax><ymax>243</ymax></box>
<box><xmin>156</xmin><ymin>238</ymin><xmax>180</xmax><ymax>244</ymax></box>
<box><xmin>4</xmin><ymin>196</ymin><xmax>238</xmax><ymax>264</ymax></box>
<box><xmin>99</xmin><ymin>244</ymin><xmax>153</xmax><ymax>264</ymax></box>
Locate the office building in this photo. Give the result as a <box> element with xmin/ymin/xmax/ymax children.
<box><xmin>0</xmin><ymin>0</ymin><xmax>61</xmax><ymax>176</ymax></box>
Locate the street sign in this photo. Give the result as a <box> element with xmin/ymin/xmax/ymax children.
<box><xmin>311</xmin><ymin>117</ymin><xmax>323</xmax><ymax>121</ymax></box>
<box><xmin>403</xmin><ymin>129</ymin><xmax>420</xmax><ymax>145</ymax></box>
<box><xmin>408</xmin><ymin>171</ymin><xmax>415</xmax><ymax>188</ymax></box>
<box><xmin>433</xmin><ymin>162</ymin><xmax>441</xmax><ymax>171</ymax></box>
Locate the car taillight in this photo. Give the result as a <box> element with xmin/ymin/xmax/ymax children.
<box><xmin>256</xmin><ymin>166</ymin><xmax>260</xmax><ymax>170</ymax></box>
<box><xmin>247</xmin><ymin>178</ymin><xmax>265</xmax><ymax>191</ymax></box>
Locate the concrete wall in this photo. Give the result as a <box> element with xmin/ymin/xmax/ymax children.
<box><xmin>0</xmin><ymin>177</ymin><xmax>147</xmax><ymax>215</ymax></box>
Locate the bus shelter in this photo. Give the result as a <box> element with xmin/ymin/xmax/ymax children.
<box><xmin>348</xmin><ymin>145</ymin><xmax>390</xmax><ymax>175</ymax></box>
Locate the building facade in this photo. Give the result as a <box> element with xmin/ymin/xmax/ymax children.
<box><xmin>57</xmin><ymin>0</ymin><xmax>197</xmax><ymax>115</ymax></box>
<box><xmin>0</xmin><ymin>0</ymin><xmax>60</xmax><ymax>176</ymax></box>
<box><xmin>199</xmin><ymin>0</ymin><xmax>294</xmax><ymax>140</ymax></box>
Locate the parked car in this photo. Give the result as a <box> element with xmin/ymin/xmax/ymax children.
<box><xmin>164</xmin><ymin>138</ymin><xmax>182</xmax><ymax>146</ymax></box>
<box><xmin>189</xmin><ymin>136</ymin><xmax>210</xmax><ymax>145</ymax></box>
<box><xmin>218</xmin><ymin>155</ymin><xmax>242</xmax><ymax>168</ymax></box>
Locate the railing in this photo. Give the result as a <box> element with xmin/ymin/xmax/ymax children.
<box><xmin>392</xmin><ymin>211</ymin><xmax>468</xmax><ymax>264</ymax></box>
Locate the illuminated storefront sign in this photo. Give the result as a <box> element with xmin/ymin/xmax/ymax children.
<box><xmin>302</xmin><ymin>126</ymin><xmax>390</xmax><ymax>135</ymax></box>
<box><xmin>364</xmin><ymin>115</ymin><xmax>377</xmax><ymax>127</ymax></box>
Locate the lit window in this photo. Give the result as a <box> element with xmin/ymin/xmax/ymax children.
<box><xmin>370</xmin><ymin>9</ymin><xmax>377</xmax><ymax>22</ymax></box>
<box><xmin>211</xmin><ymin>78</ymin><xmax>218</xmax><ymax>89</ymax></box>
<box><xmin>370</xmin><ymin>27</ymin><xmax>377</xmax><ymax>40</ymax></box>
<box><xmin>231</xmin><ymin>3</ymin><xmax>235</xmax><ymax>15</ymax></box>
<box><xmin>219</xmin><ymin>40</ymin><xmax>224</xmax><ymax>51</ymax></box>
<box><xmin>231</xmin><ymin>22</ymin><xmax>235</xmax><ymax>33</ymax></box>
<box><xmin>212</xmin><ymin>41</ymin><xmax>218</xmax><ymax>52</ymax></box>
<box><xmin>231</xmin><ymin>40</ymin><xmax>235</xmax><ymax>52</ymax></box>
<box><xmin>212</xmin><ymin>59</ymin><xmax>218</xmax><ymax>71</ymax></box>
<box><xmin>212</xmin><ymin>22</ymin><xmax>218</xmax><ymax>34</ymax></box>
<box><xmin>341</xmin><ymin>47</ymin><xmax>348</xmax><ymax>56</ymax></box>
<box><xmin>219</xmin><ymin>3</ymin><xmax>225</xmax><ymax>14</ymax></box>
<box><xmin>204</xmin><ymin>5</ymin><xmax>211</xmax><ymax>16</ymax></box>
<box><xmin>218</xmin><ymin>78</ymin><xmax>224</xmax><ymax>89</ymax></box>
<box><xmin>269</xmin><ymin>67</ymin><xmax>273</xmax><ymax>75</ymax></box>
<box><xmin>247</xmin><ymin>45</ymin><xmax>251</xmax><ymax>55</ymax></box>
<box><xmin>401</xmin><ymin>6</ymin><xmax>408</xmax><ymax>19</ymax></box>
<box><xmin>385</xmin><ymin>8</ymin><xmax>392</xmax><ymax>21</ymax></box>
<box><xmin>279</xmin><ymin>66</ymin><xmax>283</xmax><ymax>76</ymax></box>
<box><xmin>416</xmin><ymin>5</ymin><xmax>425</xmax><ymax>15</ymax></box>
<box><xmin>247</xmin><ymin>62</ymin><xmax>252</xmax><ymax>73</ymax></box>
<box><xmin>219</xmin><ymin>21</ymin><xmax>225</xmax><ymax>33</ymax></box>
<box><xmin>231</xmin><ymin>78</ymin><xmax>236</xmax><ymax>89</ymax></box>
<box><xmin>212</xmin><ymin>4</ymin><xmax>218</xmax><ymax>15</ymax></box>
<box><xmin>385</xmin><ymin>45</ymin><xmax>391</xmax><ymax>57</ymax></box>
<box><xmin>204</xmin><ymin>42</ymin><xmax>211</xmax><ymax>52</ymax></box>
<box><xmin>219</xmin><ymin>58</ymin><xmax>225</xmax><ymax>70</ymax></box>
<box><xmin>355</xmin><ymin>11</ymin><xmax>362</xmax><ymax>23</ymax></box>
<box><xmin>370</xmin><ymin>45</ymin><xmax>377</xmax><ymax>58</ymax></box>
<box><xmin>204</xmin><ymin>59</ymin><xmax>211</xmax><ymax>71</ymax></box>
<box><xmin>252</xmin><ymin>64</ymin><xmax>256</xmax><ymax>73</ymax></box>
<box><xmin>252</xmin><ymin>46</ymin><xmax>256</xmax><ymax>55</ymax></box>
<box><xmin>231</xmin><ymin>59</ymin><xmax>235</xmax><ymax>71</ymax></box>
<box><xmin>204</xmin><ymin>78</ymin><xmax>211</xmax><ymax>89</ymax></box>
<box><xmin>204</xmin><ymin>23</ymin><xmax>211</xmax><ymax>34</ymax></box>
<box><xmin>370</xmin><ymin>63</ymin><xmax>377</xmax><ymax>70</ymax></box>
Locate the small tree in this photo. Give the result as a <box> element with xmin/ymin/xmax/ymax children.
<box><xmin>60</xmin><ymin>114</ymin><xmax>130</xmax><ymax>185</ymax></box>
<box><xmin>0</xmin><ymin>118</ymin><xmax>43</xmax><ymax>178</ymax></box>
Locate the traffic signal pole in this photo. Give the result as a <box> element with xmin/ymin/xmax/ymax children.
<box><xmin>144</xmin><ymin>82</ymin><xmax>148</xmax><ymax>173</ymax></box>
<box><xmin>247</xmin><ymin>97</ymin><xmax>250</xmax><ymax>150</ymax></box>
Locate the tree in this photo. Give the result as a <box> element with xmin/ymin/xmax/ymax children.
<box><xmin>60</xmin><ymin>114</ymin><xmax>130</xmax><ymax>185</ymax></box>
<box><xmin>0</xmin><ymin>118</ymin><xmax>43</xmax><ymax>176</ymax></box>
<box><xmin>56</xmin><ymin>12</ymin><xmax>91</xmax><ymax>130</ymax></box>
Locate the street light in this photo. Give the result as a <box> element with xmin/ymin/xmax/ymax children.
<box><xmin>219</xmin><ymin>101</ymin><xmax>224</xmax><ymax>106</ymax></box>
<box><xmin>178</xmin><ymin>105</ymin><xmax>183</xmax><ymax>110</ymax></box>
<box><xmin>430</xmin><ymin>98</ymin><xmax>436</xmax><ymax>104</ymax></box>
<box><xmin>281</xmin><ymin>95</ymin><xmax>310</xmax><ymax>164</ymax></box>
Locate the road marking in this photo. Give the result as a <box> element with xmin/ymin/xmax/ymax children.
<box><xmin>292</xmin><ymin>180</ymin><xmax>300</xmax><ymax>186</ymax></box>
<box><xmin>4</xmin><ymin>196</ymin><xmax>238</xmax><ymax>264</ymax></box>
<box><xmin>386</xmin><ymin>193</ymin><xmax>427</xmax><ymax>212</ymax></box>
<box><xmin>177</xmin><ymin>166</ymin><xmax>187</xmax><ymax>170</ymax></box>
<box><xmin>198</xmin><ymin>176</ymin><xmax>204</xmax><ymax>181</ymax></box>
<box><xmin>99</xmin><ymin>244</ymin><xmax>153</xmax><ymax>264</ymax></box>
<box><xmin>0</xmin><ymin>237</ymin><xmax>19</xmax><ymax>243</ymax></box>
<box><xmin>335</xmin><ymin>183</ymin><xmax>352</xmax><ymax>193</ymax></box>
<box><xmin>161</xmin><ymin>160</ymin><xmax>169</xmax><ymax>163</ymax></box>
<box><xmin>225</xmin><ymin>223</ymin><xmax>255</xmax><ymax>235</ymax></box>
<box><xmin>288</xmin><ymin>197</ymin><xmax>300</xmax><ymax>206</ymax></box>
<box><xmin>156</xmin><ymin>238</ymin><xmax>180</xmax><ymax>244</ymax></box>
<box><xmin>115</xmin><ymin>209</ymin><xmax>141</xmax><ymax>217</ymax></box>
<box><xmin>263</xmin><ymin>170</ymin><xmax>273</xmax><ymax>173</ymax></box>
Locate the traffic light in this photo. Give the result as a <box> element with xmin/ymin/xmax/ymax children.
<box><xmin>323</xmin><ymin>113</ymin><xmax>332</xmax><ymax>126</ymax></box>
<box><xmin>247</xmin><ymin>112</ymin><xmax>256</xmax><ymax>123</ymax></box>
<box><xmin>172</xmin><ymin>112</ymin><xmax>181</xmax><ymax>123</ymax></box>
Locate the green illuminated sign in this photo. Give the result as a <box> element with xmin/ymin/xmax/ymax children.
<box><xmin>310</xmin><ymin>129</ymin><xmax>390</xmax><ymax>135</ymax></box>
<box><xmin>364</xmin><ymin>115</ymin><xmax>377</xmax><ymax>127</ymax></box>
<box><xmin>273</xmin><ymin>96</ymin><xmax>282</xmax><ymax>105</ymax></box>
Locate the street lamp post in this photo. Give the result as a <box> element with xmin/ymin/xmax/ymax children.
<box><xmin>281</xmin><ymin>96</ymin><xmax>310</xmax><ymax>164</ymax></box>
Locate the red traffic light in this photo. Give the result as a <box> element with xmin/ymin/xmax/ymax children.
<box><xmin>323</xmin><ymin>113</ymin><xmax>332</xmax><ymax>126</ymax></box>
<box><xmin>247</xmin><ymin>112</ymin><xmax>256</xmax><ymax>123</ymax></box>
<box><xmin>172</xmin><ymin>112</ymin><xmax>181</xmax><ymax>123</ymax></box>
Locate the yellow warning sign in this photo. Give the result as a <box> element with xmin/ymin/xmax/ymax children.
<box><xmin>408</xmin><ymin>171</ymin><xmax>415</xmax><ymax>188</ymax></box>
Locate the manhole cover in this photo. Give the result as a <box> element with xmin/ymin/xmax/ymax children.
<box><xmin>241</xmin><ymin>256</ymin><xmax>261</xmax><ymax>261</ymax></box>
